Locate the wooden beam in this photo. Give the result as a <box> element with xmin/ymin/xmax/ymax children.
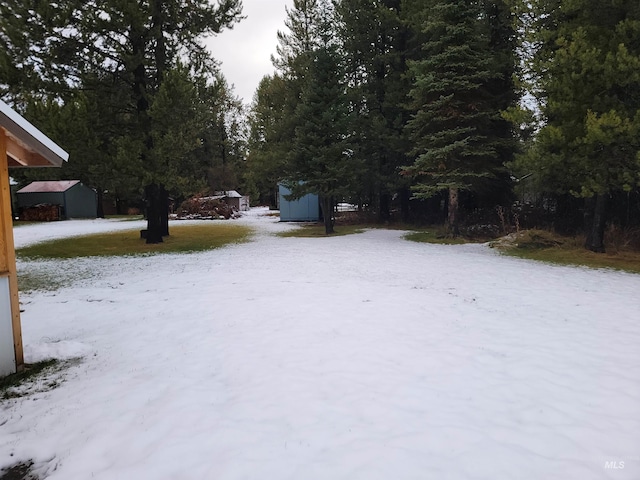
<box><xmin>6</xmin><ymin>136</ymin><xmax>53</xmax><ymax>167</ymax></box>
<box><xmin>5</xmin><ymin>137</ymin><xmax>32</xmax><ymax>166</ymax></box>
<box><xmin>0</xmin><ymin>127</ymin><xmax>24</xmax><ymax>371</ymax></box>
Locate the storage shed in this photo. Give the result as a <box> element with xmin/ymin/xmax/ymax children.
<box><xmin>278</xmin><ymin>183</ymin><xmax>321</xmax><ymax>222</ymax></box>
<box><xmin>18</xmin><ymin>180</ymin><xmax>97</xmax><ymax>219</ymax></box>
<box><xmin>215</xmin><ymin>190</ymin><xmax>250</xmax><ymax>212</ymax></box>
<box><xmin>1</xmin><ymin>100</ymin><xmax>67</xmax><ymax>376</ymax></box>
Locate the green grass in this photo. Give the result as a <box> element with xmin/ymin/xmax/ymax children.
<box><xmin>17</xmin><ymin>270</ymin><xmax>70</xmax><ymax>292</ymax></box>
<box><xmin>16</xmin><ymin>223</ymin><xmax>253</xmax><ymax>259</ymax></box>
<box><xmin>404</xmin><ymin>230</ymin><xmax>468</xmax><ymax>245</ymax></box>
<box><xmin>277</xmin><ymin>224</ymin><xmax>365</xmax><ymax>238</ymax></box>
<box><xmin>508</xmin><ymin>248</ymin><xmax>640</xmax><ymax>273</ymax></box>
<box><xmin>494</xmin><ymin>230</ymin><xmax>640</xmax><ymax>274</ymax></box>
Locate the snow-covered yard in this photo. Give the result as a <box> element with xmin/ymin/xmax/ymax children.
<box><xmin>2</xmin><ymin>208</ymin><xmax>639</xmax><ymax>480</ymax></box>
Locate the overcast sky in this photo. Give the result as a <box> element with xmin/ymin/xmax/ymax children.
<box><xmin>205</xmin><ymin>0</ymin><xmax>294</xmax><ymax>105</ymax></box>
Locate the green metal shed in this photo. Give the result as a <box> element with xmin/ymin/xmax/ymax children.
<box><xmin>17</xmin><ymin>180</ymin><xmax>97</xmax><ymax>218</ymax></box>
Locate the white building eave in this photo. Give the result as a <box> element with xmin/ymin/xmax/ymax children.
<box><xmin>0</xmin><ymin>100</ymin><xmax>69</xmax><ymax>167</ymax></box>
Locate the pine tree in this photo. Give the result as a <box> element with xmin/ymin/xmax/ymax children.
<box><xmin>281</xmin><ymin>0</ymin><xmax>350</xmax><ymax>234</ymax></box>
<box><xmin>247</xmin><ymin>74</ymin><xmax>292</xmax><ymax>207</ymax></box>
<box><xmin>0</xmin><ymin>0</ymin><xmax>243</xmax><ymax>242</ymax></box>
<box><xmin>250</xmin><ymin>0</ymin><xmax>355</xmax><ymax>233</ymax></box>
<box><xmin>520</xmin><ymin>0</ymin><xmax>640</xmax><ymax>252</ymax></box>
<box><xmin>287</xmin><ymin>43</ymin><xmax>350</xmax><ymax>234</ymax></box>
<box><xmin>404</xmin><ymin>0</ymin><xmax>512</xmax><ymax>234</ymax></box>
<box><xmin>335</xmin><ymin>0</ymin><xmax>411</xmax><ymax>220</ymax></box>
<box><xmin>245</xmin><ymin>0</ymin><xmax>323</xmax><ymax>210</ymax></box>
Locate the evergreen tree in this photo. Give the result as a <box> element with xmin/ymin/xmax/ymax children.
<box><xmin>246</xmin><ymin>1</ymin><xmax>323</xmax><ymax>209</ymax></box>
<box><xmin>286</xmin><ymin>42</ymin><xmax>350</xmax><ymax>234</ymax></box>
<box><xmin>404</xmin><ymin>0</ymin><xmax>514</xmax><ymax>234</ymax></box>
<box><xmin>335</xmin><ymin>0</ymin><xmax>411</xmax><ymax>220</ymax></box>
<box><xmin>280</xmin><ymin>0</ymin><xmax>351</xmax><ymax>234</ymax></box>
<box><xmin>10</xmin><ymin>87</ymin><xmax>139</xmax><ymax>217</ymax></box>
<box><xmin>480</xmin><ymin>0</ymin><xmax>519</xmax><ymax>205</ymax></box>
<box><xmin>0</xmin><ymin>0</ymin><xmax>243</xmax><ymax>242</ymax></box>
<box><xmin>246</xmin><ymin>74</ymin><xmax>292</xmax><ymax>207</ymax></box>
<box><xmin>247</xmin><ymin>0</ymin><xmax>355</xmax><ymax>232</ymax></box>
<box><xmin>517</xmin><ymin>0</ymin><xmax>640</xmax><ymax>252</ymax></box>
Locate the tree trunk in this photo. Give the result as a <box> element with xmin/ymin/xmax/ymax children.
<box><xmin>145</xmin><ymin>183</ymin><xmax>163</xmax><ymax>244</ymax></box>
<box><xmin>447</xmin><ymin>187</ymin><xmax>460</xmax><ymax>236</ymax></box>
<box><xmin>151</xmin><ymin>0</ymin><xmax>167</xmax><ymax>85</ymax></box>
<box><xmin>320</xmin><ymin>196</ymin><xmax>334</xmax><ymax>234</ymax></box>
<box><xmin>160</xmin><ymin>184</ymin><xmax>169</xmax><ymax>237</ymax></box>
<box><xmin>96</xmin><ymin>189</ymin><xmax>105</xmax><ymax>218</ymax></box>
<box><xmin>379</xmin><ymin>191</ymin><xmax>391</xmax><ymax>222</ymax></box>
<box><xmin>584</xmin><ymin>193</ymin><xmax>607</xmax><ymax>253</ymax></box>
<box><xmin>399</xmin><ymin>186</ymin><xmax>410</xmax><ymax>223</ymax></box>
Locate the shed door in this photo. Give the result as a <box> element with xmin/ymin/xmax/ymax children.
<box><xmin>0</xmin><ymin>276</ymin><xmax>16</xmax><ymax>376</ymax></box>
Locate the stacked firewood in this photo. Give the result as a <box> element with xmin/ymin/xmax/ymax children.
<box><xmin>19</xmin><ymin>204</ymin><xmax>62</xmax><ymax>221</ymax></box>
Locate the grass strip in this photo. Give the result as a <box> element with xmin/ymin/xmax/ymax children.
<box><xmin>404</xmin><ymin>230</ymin><xmax>468</xmax><ymax>245</ymax></box>
<box><xmin>506</xmin><ymin>245</ymin><xmax>640</xmax><ymax>273</ymax></box>
<box><xmin>494</xmin><ymin>230</ymin><xmax>640</xmax><ymax>274</ymax></box>
<box><xmin>17</xmin><ymin>223</ymin><xmax>252</xmax><ymax>259</ymax></box>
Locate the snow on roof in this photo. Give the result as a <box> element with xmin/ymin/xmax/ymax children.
<box><xmin>17</xmin><ymin>180</ymin><xmax>81</xmax><ymax>193</ymax></box>
<box><xmin>199</xmin><ymin>195</ymin><xmax>226</xmax><ymax>201</ymax></box>
<box><xmin>214</xmin><ymin>190</ymin><xmax>243</xmax><ymax>198</ymax></box>
<box><xmin>0</xmin><ymin>100</ymin><xmax>69</xmax><ymax>167</ymax></box>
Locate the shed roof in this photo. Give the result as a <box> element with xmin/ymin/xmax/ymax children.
<box><xmin>214</xmin><ymin>190</ymin><xmax>243</xmax><ymax>198</ymax></box>
<box><xmin>0</xmin><ymin>100</ymin><xmax>69</xmax><ymax>167</ymax></box>
<box><xmin>17</xmin><ymin>180</ymin><xmax>81</xmax><ymax>194</ymax></box>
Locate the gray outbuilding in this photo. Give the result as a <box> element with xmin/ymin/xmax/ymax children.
<box><xmin>17</xmin><ymin>180</ymin><xmax>97</xmax><ymax>218</ymax></box>
<box><xmin>214</xmin><ymin>190</ymin><xmax>250</xmax><ymax>212</ymax></box>
<box><xmin>278</xmin><ymin>183</ymin><xmax>321</xmax><ymax>222</ymax></box>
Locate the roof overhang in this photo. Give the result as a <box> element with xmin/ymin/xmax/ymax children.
<box><xmin>0</xmin><ymin>100</ymin><xmax>69</xmax><ymax>168</ymax></box>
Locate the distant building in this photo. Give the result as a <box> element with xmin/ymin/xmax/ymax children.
<box><xmin>213</xmin><ymin>191</ymin><xmax>250</xmax><ymax>212</ymax></box>
<box><xmin>278</xmin><ymin>183</ymin><xmax>320</xmax><ymax>222</ymax></box>
<box><xmin>17</xmin><ymin>180</ymin><xmax>97</xmax><ymax>219</ymax></box>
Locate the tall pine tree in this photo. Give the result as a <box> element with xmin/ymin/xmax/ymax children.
<box><xmin>335</xmin><ymin>0</ymin><xmax>411</xmax><ymax>220</ymax></box>
<box><xmin>404</xmin><ymin>0</ymin><xmax>515</xmax><ymax>234</ymax></box>
<box><xmin>0</xmin><ymin>0</ymin><xmax>243</xmax><ymax>242</ymax></box>
<box><xmin>281</xmin><ymin>0</ymin><xmax>351</xmax><ymax>234</ymax></box>
<box><xmin>518</xmin><ymin>0</ymin><xmax>640</xmax><ymax>252</ymax></box>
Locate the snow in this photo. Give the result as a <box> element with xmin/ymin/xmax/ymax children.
<box><xmin>2</xmin><ymin>208</ymin><xmax>639</xmax><ymax>479</ymax></box>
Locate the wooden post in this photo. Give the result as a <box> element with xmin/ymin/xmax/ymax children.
<box><xmin>0</xmin><ymin>128</ymin><xmax>23</xmax><ymax>373</ymax></box>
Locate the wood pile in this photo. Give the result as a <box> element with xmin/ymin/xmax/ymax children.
<box><xmin>19</xmin><ymin>204</ymin><xmax>62</xmax><ymax>221</ymax></box>
<box><xmin>176</xmin><ymin>196</ymin><xmax>239</xmax><ymax>220</ymax></box>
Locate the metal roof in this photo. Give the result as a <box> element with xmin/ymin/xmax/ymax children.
<box><xmin>17</xmin><ymin>180</ymin><xmax>81</xmax><ymax>193</ymax></box>
<box><xmin>0</xmin><ymin>100</ymin><xmax>69</xmax><ymax>167</ymax></box>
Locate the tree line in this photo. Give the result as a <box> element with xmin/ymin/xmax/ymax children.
<box><xmin>2</xmin><ymin>0</ymin><xmax>639</xmax><ymax>251</ymax></box>
<box><xmin>246</xmin><ymin>0</ymin><xmax>640</xmax><ymax>250</ymax></box>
